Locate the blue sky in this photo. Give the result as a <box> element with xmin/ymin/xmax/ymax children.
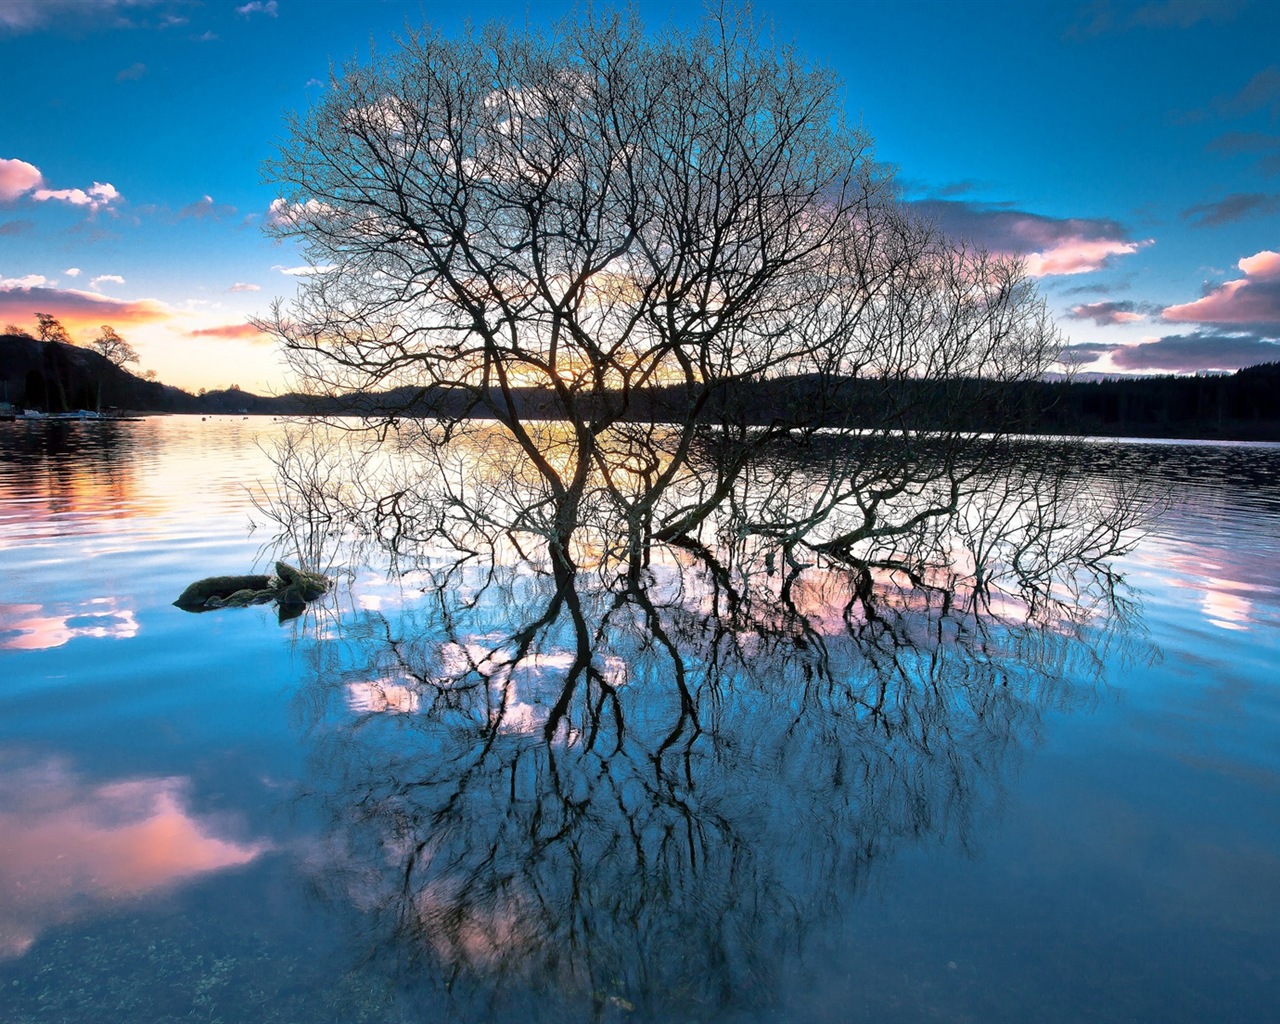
<box><xmin>3</xmin><ymin>0</ymin><xmax>1279</xmax><ymax>393</ymax></box>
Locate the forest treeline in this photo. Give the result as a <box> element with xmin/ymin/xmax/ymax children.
<box><xmin>4</xmin><ymin>333</ymin><xmax>1279</xmax><ymax>441</ymax></box>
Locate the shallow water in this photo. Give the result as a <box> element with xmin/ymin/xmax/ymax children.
<box><xmin>0</xmin><ymin>417</ymin><xmax>1277</xmax><ymax>1023</ymax></box>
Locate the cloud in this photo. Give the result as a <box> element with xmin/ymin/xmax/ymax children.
<box><xmin>910</xmin><ymin>200</ymin><xmax>1151</xmax><ymax>277</ymax></box>
<box><xmin>0</xmin><ymin>0</ymin><xmax>177</xmax><ymax>34</ymax></box>
<box><xmin>266</xmin><ymin>197</ymin><xmax>333</xmax><ymax>228</ymax></box>
<box><xmin>894</xmin><ymin>177</ymin><xmax>993</xmax><ymax>200</ymax></box>
<box><xmin>89</xmin><ymin>274</ymin><xmax>125</xmax><ymax>290</ymax></box>
<box><xmin>235</xmin><ymin>0</ymin><xmax>278</xmax><ymax>16</ymax></box>
<box><xmin>64</xmin><ymin>267</ymin><xmax>81</xmax><ymax>277</ymax></box>
<box><xmin>1057</xmin><ymin>279</ymin><xmax>1133</xmax><ymax>297</ymax></box>
<box><xmin>1182</xmin><ymin>193</ymin><xmax>1280</xmax><ymax>228</ymax></box>
<box><xmin>1</xmin><ymin>157</ymin><xmax>123</xmax><ymax>215</ymax></box>
<box><xmin>1025</xmin><ymin>239</ymin><xmax>1150</xmax><ymax>276</ymax></box>
<box><xmin>305</xmin><ymin>77</ymin><xmax>324</xmax><ymax>88</ymax></box>
<box><xmin>1068</xmin><ymin>300</ymin><xmax>1149</xmax><ymax>326</ymax></box>
<box><xmin>116</xmin><ymin>62</ymin><xmax>146</xmax><ymax>82</ymax></box>
<box><xmin>187</xmin><ymin>322</ymin><xmax>273</xmax><ymax>341</ymax></box>
<box><xmin>1130</xmin><ymin>0</ymin><xmax>1246</xmax><ymax>28</ymax></box>
<box><xmin>1111</xmin><ymin>333</ymin><xmax>1280</xmax><ymax>372</ymax></box>
<box><xmin>273</xmin><ymin>263</ymin><xmax>336</xmax><ymax>276</ymax></box>
<box><xmin>1219</xmin><ymin>66</ymin><xmax>1280</xmax><ymax>123</ymax></box>
<box><xmin>0</xmin><ymin>281</ymin><xmax>170</xmax><ymax>329</ymax></box>
<box><xmin>32</xmin><ymin>180</ymin><xmax>123</xmax><ymax>213</ymax></box>
<box><xmin>1059</xmin><ymin>332</ymin><xmax>1280</xmax><ymax>373</ymax></box>
<box><xmin>1163</xmin><ymin>250</ymin><xmax>1280</xmax><ymax>328</ymax></box>
<box><xmin>0</xmin><ymin>219</ymin><xmax>33</xmax><ymax>236</ymax></box>
<box><xmin>0</xmin><ymin>157</ymin><xmax>43</xmax><ymax>201</ymax></box>
<box><xmin>1068</xmin><ymin>0</ymin><xmax>1244</xmax><ymax>37</ymax></box>
<box><xmin>1206</xmin><ymin>132</ymin><xmax>1280</xmax><ymax>176</ymax></box>
<box><xmin>0</xmin><ymin>274</ymin><xmax>48</xmax><ymax>289</ymax></box>
<box><xmin>177</xmin><ymin>194</ymin><xmax>236</xmax><ymax>220</ymax></box>
<box><xmin>228</xmin><ymin>282</ymin><xmax>261</xmax><ymax>292</ymax></box>
<box><xmin>1056</xmin><ymin>342</ymin><xmax>1116</xmax><ymax>362</ymax></box>
<box><xmin>0</xmin><ymin>755</ymin><xmax>266</xmax><ymax>959</ymax></box>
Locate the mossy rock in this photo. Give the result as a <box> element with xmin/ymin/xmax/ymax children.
<box><xmin>174</xmin><ymin>574</ymin><xmax>272</xmax><ymax>610</ymax></box>
<box><xmin>175</xmin><ymin>563</ymin><xmax>331</xmax><ymax>617</ymax></box>
<box><xmin>222</xmin><ymin>588</ymin><xmax>276</xmax><ymax>608</ymax></box>
<box><xmin>275</xmin><ymin>561</ymin><xmax>329</xmax><ymax>600</ymax></box>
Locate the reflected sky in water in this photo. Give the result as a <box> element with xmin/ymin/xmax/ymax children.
<box><xmin>0</xmin><ymin>418</ymin><xmax>1277</xmax><ymax>1023</ymax></box>
<box><xmin>0</xmin><ymin>754</ymin><xmax>266</xmax><ymax>958</ymax></box>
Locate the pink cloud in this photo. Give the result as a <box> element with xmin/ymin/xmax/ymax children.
<box><xmin>908</xmin><ymin>200</ymin><xmax>1148</xmax><ymax>277</ymax></box>
<box><xmin>1238</xmin><ymin>250</ymin><xmax>1280</xmax><ymax>278</ymax></box>
<box><xmin>0</xmin><ymin>282</ymin><xmax>171</xmax><ymax>332</ymax></box>
<box><xmin>1163</xmin><ymin>249</ymin><xmax>1280</xmax><ymax>326</ymax></box>
<box><xmin>0</xmin><ymin>157</ymin><xmax>43</xmax><ymax>201</ymax></box>
<box><xmin>1025</xmin><ymin>238</ymin><xmax>1151</xmax><ymax>277</ymax></box>
<box><xmin>188</xmin><ymin>322</ymin><xmax>273</xmax><ymax>341</ymax></box>
<box><xmin>0</xmin><ymin>757</ymin><xmax>266</xmax><ymax>958</ymax></box>
<box><xmin>1069</xmin><ymin>300</ymin><xmax>1147</xmax><ymax>326</ymax></box>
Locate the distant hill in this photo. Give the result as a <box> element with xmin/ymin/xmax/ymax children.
<box><xmin>0</xmin><ymin>333</ymin><xmax>308</xmax><ymax>415</ymax></box>
<box><xmin>1</xmin><ymin>333</ymin><xmax>195</xmax><ymax>413</ymax></box>
<box><xmin>5</xmin><ymin>332</ymin><xmax>1280</xmax><ymax>440</ymax></box>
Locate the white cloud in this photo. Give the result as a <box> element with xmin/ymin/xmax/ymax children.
<box><xmin>90</xmin><ymin>274</ymin><xmax>126</xmax><ymax>290</ymax></box>
<box><xmin>236</xmin><ymin>0</ymin><xmax>278</xmax><ymax>16</ymax></box>
<box><xmin>0</xmin><ymin>157</ymin><xmax>43</xmax><ymax>201</ymax></box>
<box><xmin>33</xmin><ymin>181</ymin><xmax>123</xmax><ymax>213</ymax></box>
<box><xmin>229</xmin><ymin>282</ymin><xmax>261</xmax><ymax>292</ymax></box>
<box><xmin>1</xmin><ymin>274</ymin><xmax>48</xmax><ymax>289</ymax></box>
<box><xmin>64</xmin><ymin>267</ymin><xmax>81</xmax><ymax>277</ymax></box>
<box><xmin>266</xmin><ymin>197</ymin><xmax>333</xmax><ymax>228</ymax></box>
<box><xmin>273</xmin><ymin>263</ymin><xmax>336</xmax><ymax>276</ymax></box>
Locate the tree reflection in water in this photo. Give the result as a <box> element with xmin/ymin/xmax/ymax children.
<box><xmin>261</xmin><ymin>424</ymin><xmax>1152</xmax><ymax>1022</ymax></box>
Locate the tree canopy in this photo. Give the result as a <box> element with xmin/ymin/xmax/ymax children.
<box><xmin>263</xmin><ymin>7</ymin><xmax>1068</xmax><ymax>582</ymax></box>
<box><xmin>89</xmin><ymin>325</ymin><xmax>139</xmax><ymax>368</ymax></box>
<box><xmin>34</xmin><ymin>313</ymin><xmax>70</xmax><ymax>345</ymax></box>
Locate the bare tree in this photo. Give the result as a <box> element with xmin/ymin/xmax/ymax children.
<box><xmin>89</xmin><ymin>325</ymin><xmax>139</xmax><ymax>368</ymax></box>
<box><xmin>262</xmin><ymin>7</ymin><xmax>1062</xmax><ymax>575</ymax></box>
<box><xmin>34</xmin><ymin>313</ymin><xmax>70</xmax><ymax>345</ymax></box>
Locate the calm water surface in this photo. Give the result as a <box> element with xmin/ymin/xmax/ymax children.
<box><xmin>0</xmin><ymin>417</ymin><xmax>1277</xmax><ymax>1023</ymax></box>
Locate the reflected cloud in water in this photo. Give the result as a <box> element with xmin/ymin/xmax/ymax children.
<box><xmin>1140</xmin><ymin>533</ymin><xmax>1278</xmax><ymax>632</ymax></box>
<box><xmin>0</xmin><ymin>597</ymin><xmax>138</xmax><ymax>650</ymax></box>
<box><xmin>0</xmin><ymin>754</ymin><xmax>268</xmax><ymax>958</ymax></box>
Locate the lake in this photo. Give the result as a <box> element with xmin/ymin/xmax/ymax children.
<box><xmin>1</xmin><ymin>416</ymin><xmax>1278</xmax><ymax>1023</ymax></box>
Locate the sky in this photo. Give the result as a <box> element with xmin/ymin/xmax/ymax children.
<box><xmin>2</xmin><ymin>0</ymin><xmax>1280</xmax><ymax>394</ymax></box>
